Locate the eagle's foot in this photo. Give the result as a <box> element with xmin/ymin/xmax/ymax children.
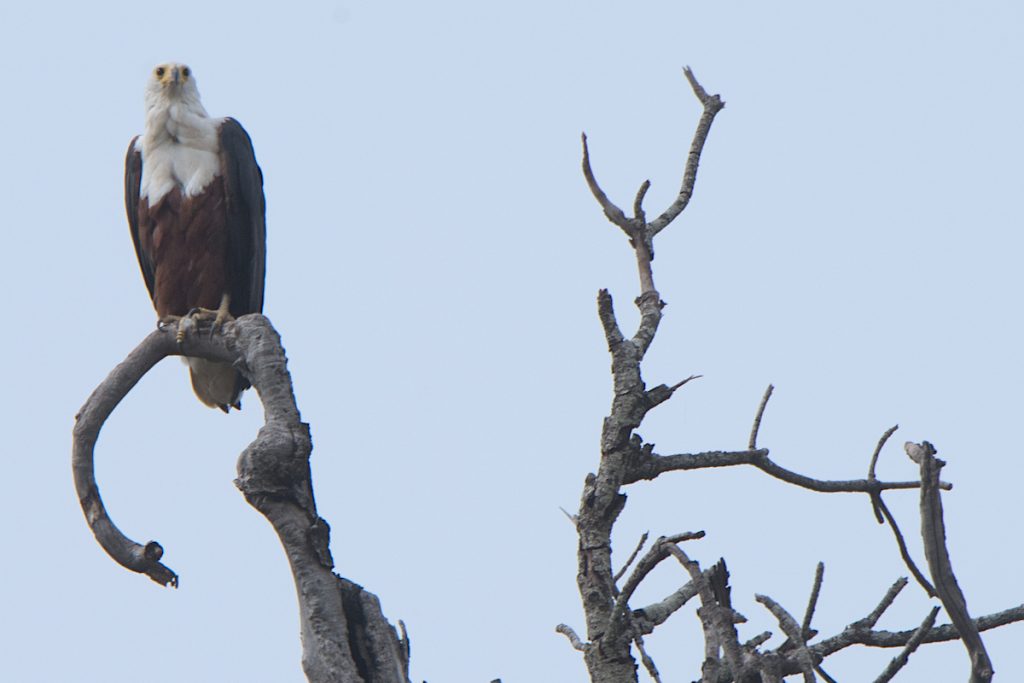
<box><xmin>210</xmin><ymin>293</ymin><xmax>234</xmax><ymax>337</ymax></box>
<box><xmin>211</xmin><ymin>308</ymin><xmax>235</xmax><ymax>337</ymax></box>
<box><xmin>162</xmin><ymin>308</ymin><xmax>217</xmax><ymax>344</ymax></box>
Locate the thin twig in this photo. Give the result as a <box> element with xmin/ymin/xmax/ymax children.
<box><xmin>801</xmin><ymin>562</ymin><xmax>825</xmax><ymax>641</ymax></box>
<box><xmin>857</xmin><ymin>577</ymin><xmax>910</xmax><ymax>629</ymax></box>
<box><xmin>873</xmin><ymin>606</ymin><xmax>941</xmax><ymax>683</ymax></box>
<box><xmin>633</xmin><ymin>180</ymin><xmax>651</xmax><ymax>224</ymax></box>
<box><xmin>873</xmin><ymin>494</ymin><xmax>936</xmax><ymax>596</ymax></box>
<box><xmin>614</xmin><ymin>532</ymin><xmax>650</xmax><ymax>583</ymax></box>
<box><xmin>634</xmin><ymin>634</ymin><xmax>662</xmax><ymax>683</ymax></box>
<box><xmin>749</xmin><ymin>384</ymin><xmax>774</xmax><ymax>450</ymax></box>
<box><xmin>559</xmin><ymin>506</ymin><xmax>578</xmax><ymax>527</ymax></box>
<box><xmin>868</xmin><ymin>427</ymin><xmax>899</xmax><ymax>524</ymax></box>
<box><xmin>645</xmin><ymin>374</ymin><xmax>702</xmax><ymax>409</ymax></box>
<box><xmin>581</xmin><ymin>133</ymin><xmax>630</xmax><ymax>232</ymax></box>
<box><xmin>816</xmin><ymin>665</ymin><xmax>840</xmax><ymax>683</ymax></box>
<box><xmin>868</xmin><ymin>425</ymin><xmax>900</xmax><ymax>481</ymax></box>
<box><xmin>556</xmin><ymin>624</ymin><xmax>586</xmax><ymax>652</ymax></box>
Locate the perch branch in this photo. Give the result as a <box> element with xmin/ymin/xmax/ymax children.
<box><xmin>73</xmin><ymin>327</ymin><xmax>189</xmax><ymax>586</ymax></box>
<box><xmin>73</xmin><ymin>316</ymin><xmax>409</xmax><ymax>683</ymax></box>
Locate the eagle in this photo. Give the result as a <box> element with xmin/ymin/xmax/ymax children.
<box><xmin>125</xmin><ymin>63</ymin><xmax>266</xmax><ymax>412</ymax></box>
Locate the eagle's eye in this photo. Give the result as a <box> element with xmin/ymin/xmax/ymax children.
<box><xmin>155</xmin><ymin>67</ymin><xmax>165</xmax><ymax>78</ymax></box>
<box><xmin>182</xmin><ymin>67</ymin><xmax>190</xmax><ymax>78</ymax></box>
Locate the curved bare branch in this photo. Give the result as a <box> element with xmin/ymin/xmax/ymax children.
<box><xmin>72</xmin><ymin>315</ymin><xmax>410</xmax><ymax>683</ymax></box>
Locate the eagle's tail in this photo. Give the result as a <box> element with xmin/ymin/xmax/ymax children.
<box><xmin>187</xmin><ymin>357</ymin><xmax>248</xmax><ymax>412</ymax></box>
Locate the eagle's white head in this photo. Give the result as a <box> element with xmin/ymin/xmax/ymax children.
<box><xmin>144</xmin><ymin>62</ymin><xmax>208</xmax><ymax>117</ymax></box>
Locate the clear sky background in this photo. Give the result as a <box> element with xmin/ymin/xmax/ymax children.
<box><xmin>2</xmin><ymin>1</ymin><xmax>1022</xmax><ymax>681</ymax></box>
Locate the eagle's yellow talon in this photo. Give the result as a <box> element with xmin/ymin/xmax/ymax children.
<box><xmin>175</xmin><ymin>316</ymin><xmax>189</xmax><ymax>344</ymax></box>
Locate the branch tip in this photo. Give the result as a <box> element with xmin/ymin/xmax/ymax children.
<box><xmin>748</xmin><ymin>384</ymin><xmax>774</xmax><ymax>450</ymax></box>
<box><xmin>868</xmin><ymin>424</ymin><xmax>900</xmax><ymax>481</ymax></box>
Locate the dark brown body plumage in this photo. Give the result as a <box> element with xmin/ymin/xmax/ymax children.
<box><xmin>137</xmin><ymin>182</ymin><xmax>230</xmax><ymax>318</ymax></box>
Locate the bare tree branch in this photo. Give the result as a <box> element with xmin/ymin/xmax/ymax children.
<box><xmin>633</xmin><ymin>570</ymin><xmax>710</xmax><ymax>635</ymax></box>
<box><xmin>648</xmin><ymin>67</ymin><xmax>726</xmax><ymax>236</ymax></box>
<box><xmin>73</xmin><ymin>326</ymin><xmax>187</xmax><ymax>586</ymax></box>
<box><xmin>868</xmin><ymin>425</ymin><xmax>900</xmax><ymax>525</ymax></box>
<box><xmin>73</xmin><ymin>316</ymin><xmax>410</xmax><ymax>683</ymax></box>
<box><xmin>813</xmin><ymin>603</ymin><xmax>1024</xmax><ymax>658</ymax></box>
<box><xmin>634</xmin><ymin>634</ymin><xmax>662</xmax><ymax>683</ymax></box>
<box><xmin>873</xmin><ymin>606</ymin><xmax>941</xmax><ymax>683</ymax></box>
<box><xmin>633</xmin><ymin>180</ymin><xmax>651</xmax><ymax>225</ymax></box>
<box><xmin>748</xmin><ymin>384</ymin><xmax>774</xmax><ymax>450</ymax></box>
<box><xmin>645</xmin><ymin>374</ymin><xmax>702</xmax><ymax>410</ymax></box>
<box><xmin>624</xmin><ymin>447</ymin><xmax>951</xmax><ymax>493</ymax></box>
<box><xmin>608</xmin><ymin>533</ymin><xmax>705</xmax><ymax>644</ymax></box>
<box><xmin>668</xmin><ymin>546</ymin><xmax>747</xmax><ymax>680</ymax></box>
<box><xmin>757</xmin><ymin>594</ymin><xmax>817</xmax><ymax>682</ymax></box>
<box><xmin>556</xmin><ymin>624</ymin><xmax>587</xmax><ymax>652</ymax></box>
<box><xmin>868</xmin><ymin>425</ymin><xmax>900</xmax><ymax>482</ymax></box>
<box><xmin>581</xmin><ymin>132</ymin><xmax>631</xmax><ymax>234</ymax></box>
<box><xmin>856</xmin><ymin>577</ymin><xmax>910</xmax><ymax>629</ymax></box>
<box><xmin>614</xmin><ymin>532</ymin><xmax>650</xmax><ymax>583</ymax></box>
<box><xmin>909</xmin><ymin>441</ymin><xmax>994</xmax><ymax>682</ymax></box>
<box><xmin>801</xmin><ymin>562</ymin><xmax>825</xmax><ymax>641</ymax></box>
<box><xmin>871</xmin><ymin>494</ymin><xmax>936</xmax><ymax>596</ymax></box>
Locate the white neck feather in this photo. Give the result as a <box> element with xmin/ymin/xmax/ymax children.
<box><xmin>139</xmin><ymin>90</ymin><xmax>221</xmax><ymax>203</ymax></box>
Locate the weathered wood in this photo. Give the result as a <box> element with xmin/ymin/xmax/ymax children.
<box><xmin>73</xmin><ymin>315</ymin><xmax>409</xmax><ymax>683</ymax></box>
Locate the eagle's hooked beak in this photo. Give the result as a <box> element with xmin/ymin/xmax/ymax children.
<box><xmin>170</xmin><ymin>67</ymin><xmax>181</xmax><ymax>85</ymax></box>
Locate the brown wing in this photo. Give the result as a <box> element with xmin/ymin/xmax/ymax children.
<box><xmin>217</xmin><ymin>118</ymin><xmax>266</xmax><ymax>316</ymax></box>
<box><xmin>124</xmin><ymin>136</ymin><xmax>156</xmax><ymax>300</ymax></box>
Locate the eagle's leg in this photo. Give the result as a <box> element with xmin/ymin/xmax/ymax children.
<box><xmin>211</xmin><ymin>293</ymin><xmax>234</xmax><ymax>336</ymax></box>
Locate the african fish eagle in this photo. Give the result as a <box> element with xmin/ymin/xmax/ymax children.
<box><xmin>125</xmin><ymin>63</ymin><xmax>266</xmax><ymax>412</ymax></box>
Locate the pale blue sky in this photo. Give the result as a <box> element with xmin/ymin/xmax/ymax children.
<box><xmin>2</xmin><ymin>1</ymin><xmax>1023</xmax><ymax>681</ymax></box>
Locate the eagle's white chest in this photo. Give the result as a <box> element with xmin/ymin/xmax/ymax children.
<box><xmin>139</xmin><ymin>107</ymin><xmax>221</xmax><ymax>204</ymax></box>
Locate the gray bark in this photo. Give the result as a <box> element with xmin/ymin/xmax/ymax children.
<box><xmin>73</xmin><ymin>314</ymin><xmax>410</xmax><ymax>683</ymax></box>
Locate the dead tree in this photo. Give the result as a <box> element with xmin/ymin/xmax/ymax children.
<box><xmin>72</xmin><ymin>314</ymin><xmax>410</xmax><ymax>683</ymax></box>
<box><xmin>557</xmin><ymin>67</ymin><xmax>1024</xmax><ymax>682</ymax></box>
